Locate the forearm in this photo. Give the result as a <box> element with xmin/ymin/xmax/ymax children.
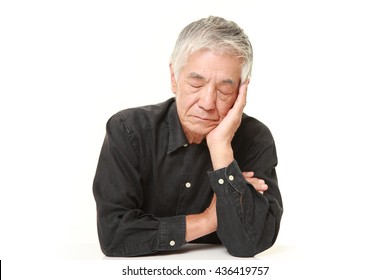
<box><xmin>208</xmin><ymin>142</ymin><xmax>234</xmax><ymax>170</ymax></box>
<box><xmin>208</xmin><ymin>160</ymin><xmax>283</xmax><ymax>257</ymax></box>
<box><xmin>94</xmin><ymin>200</ymin><xmax>187</xmax><ymax>256</ymax></box>
<box><xmin>216</xmin><ymin>190</ymin><xmax>281</xmax><ymax>256</ymax></box>
<box><xmin>185</xmin><ymin>213</ymin><xmax>216</xmax><ymax>242</ymax></box>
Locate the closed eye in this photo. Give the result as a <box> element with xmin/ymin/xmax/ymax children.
<box><xmin>217</xmin><ymin>91</ymin><xmax>231</xmax><ymax>101</ymax></box>
<box><xmin>190</xmin><ymin>84</ymin><xmax>203</xmax><ymax>88</ymax></box>
<box><xmin>217</xmin><ymin>85</ymin><xmax>235</xmax><ymax>96</ymax></box>
<box><xmin>218</xmin><ymin>89</ymin><xmax>233</xmax><ymax>95</ymax></box>
<box><xmin>185</xmin><ymin>81</ymin><xmax>204</xmax><ymax>89</ymax></box>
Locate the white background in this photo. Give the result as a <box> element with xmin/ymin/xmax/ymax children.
<box><xmin>1</xmin><ymin>0</ymin><xmax>389</xmax><ymax>278</ymax></box>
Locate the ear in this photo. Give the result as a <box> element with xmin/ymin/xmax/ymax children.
<box><xmin>169</xmin><ymin>64</ymin><xmax>177</xmax><ymax>94</ymax></box>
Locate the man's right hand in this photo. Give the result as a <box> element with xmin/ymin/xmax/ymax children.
<box><xmin>201</xmin><ymin>172</ymin><xmax>268</xmax><ymax>228</ymax></box>
<box><xmin>243</xmin><ymin>171</ymin><xmax>269</xmax><ymax>194</ymax></box>
<box><xmin>202</xmin><ymin>194</ymin><xmax>217</xmax><ymax>228</ymax></box>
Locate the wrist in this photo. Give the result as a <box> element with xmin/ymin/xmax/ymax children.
<box><xmin>208</xmin><ymin>143</ymin><xmax>234</xmax><ymax>170</ymax></box>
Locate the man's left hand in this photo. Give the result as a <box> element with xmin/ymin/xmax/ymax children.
<box><xmin>206</xmin><ymin>80</ymin><xmax>249</xmax><ymax>170</ymax></box>
<box><xmin>206</xmin><ymin>79</ymin><xmax>249</xmax><ymax>147</ymax></box>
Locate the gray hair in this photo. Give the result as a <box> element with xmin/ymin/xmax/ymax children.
<box><xmin>170</xmin><ymin>16</ymin><xmax>253</xmax><ymax>82</ymax></box>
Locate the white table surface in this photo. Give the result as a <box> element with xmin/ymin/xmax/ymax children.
<box><xmin>69</xmin><ymin>242</ymin><xmax>301</xmax><ymax>260</ymax></box>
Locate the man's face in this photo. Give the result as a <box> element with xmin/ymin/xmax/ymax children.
<box><xmin>170</xmin><ymin>49</ymin><xmax>243</xmax><ymax>144</ymax></box>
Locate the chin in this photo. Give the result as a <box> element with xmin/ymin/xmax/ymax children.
<box><xmin>193</xmin><ymin>125</ymin><xmax>215</xmax><ymax>137</ymax></box>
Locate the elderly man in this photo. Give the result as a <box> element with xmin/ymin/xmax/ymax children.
<box><xmin>93</xmin><ymin>16</ymin><xmax>283</xmax><ymax>257</ymax></box>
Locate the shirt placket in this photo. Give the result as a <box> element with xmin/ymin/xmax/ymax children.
<box><xmin>175</xmin><ymin>143</ymin><xmax>194</xmax><ymax>215</ymax></box>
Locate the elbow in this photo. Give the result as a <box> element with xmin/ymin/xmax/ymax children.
<box><xmin>97</xmin><ymin>236</ymin><xmax>121</xmax><ymax>257</ymax></box>
<box><xmin>223</xmin><ymin>218</ymin><xmax>281</xmax><ymax>258</ymax></box>
<box><xmin>226</xmin><ymin>238</ymin><xmax>276</xmax><ymax>258</ymax></box>
<box><xmin>227</xmin><ymin>247</ymin><xmax>258</xmax><ymax>258</ymax></box>
<box><xmin>100</xmin><ymin>247</ymin><xmax>116</xmax><ymax>257</ymax></box>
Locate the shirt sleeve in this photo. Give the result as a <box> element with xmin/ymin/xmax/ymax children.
<box><xmin>92</xmin><ymin>113</ymin><xmax>186</xmax><ymax>257</ymax></box>
<box><xmin>208</xmin><ymin>141</ymin><xmax>283</xmax><ymax>257</ymax></box>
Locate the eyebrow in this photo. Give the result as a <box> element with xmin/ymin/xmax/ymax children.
<box><xmin>188</xmin><ymin>72</ymin><xmax>235</xmax><ymax>85</ymax></box>
<box><xmin>221</xmin><ymin>79</ymin><xmax>234</xmax><ymax>85</ymax></box>
<box><xmin>188</xmin><ymin>72</ymin><xmax>205</xmax><ymax>80</ymax></box>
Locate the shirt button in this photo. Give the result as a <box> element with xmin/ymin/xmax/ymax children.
<box><xmin>218</xmin><ymin>179</ymin><xmax>224</xmax><ymax>184</ymax></box>
<box><xmin>185</xmin><ymin>182</ymin><xmax>191</xmax><ymax>188</ymax></box>
<box><xmin>228</xmin><ymin>175</ymin><xmax>234</xmax><ymax>181</ymax></box>
<box><xmin>183</xmin><ymin>144</ymin><xmax>188</xmax><ymax>147</ymax></box>
<box><xmin>169</xmin><ymin>240</ymin><xmax>175</xmax><ymax>246</ymax></box>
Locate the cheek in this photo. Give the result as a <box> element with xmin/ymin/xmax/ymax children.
<box><xmin>217</xmin><ymin>96</ymin><xmax>236</xmax><ymax>117</ymax></box>
<box><xmin>176</xmin><ymin>90</ymin><xmax>198</xmax><ymax>114</ymax></box>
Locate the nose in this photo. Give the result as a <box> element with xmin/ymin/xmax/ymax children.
<box><xmin>198</xmin><ymin>85</ymin><xmax>216</xmax><ymax>111</ymax></box>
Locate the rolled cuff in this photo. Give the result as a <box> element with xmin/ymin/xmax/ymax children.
<box><xmin>208</xmin><ymin>160</ymin><xmax>247</xmax><ymax>197</ymax></box>
<box><xmin>158</xmin><ymin>215</ymin><xmax>186</xmax><ymax>250</ymax></box>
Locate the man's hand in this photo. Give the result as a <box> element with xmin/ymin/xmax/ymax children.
<box><xmin>206</xmin><ymin>79</ymin><xmax>249</xmax><ymax>146</ymax></box>
<box><xmin>202</xmin><ymin>194</ymin><xmax>217</xmax><ymax>228</ymax></box>
<box><xmin>243</xmin><ymin>171</ymin><xmax>268</xmax><ymax>194</ymax></box>
<box><xmin>185</xmin><ymin>195</ymin><xmax>217</xmax><ymax>242</ymax></box>
<box><xmin>206</xmin><ymin>80</ymin><xmax>249</xmax><ymax>170</ymax></box>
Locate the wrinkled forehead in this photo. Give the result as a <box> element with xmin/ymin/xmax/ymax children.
<box><xmin>182</xmin><ymin>49</ymin><xmax>243</xmax><ymax>79</ymax></box>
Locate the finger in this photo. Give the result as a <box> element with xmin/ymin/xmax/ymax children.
<box><xmin>236</xmin><ymin>79</ymin><xmax>249</xmax><ymax>109</ymax></box>
<box><xmin>242</xmin><ymin>171</ymin><xmax>254</xmax><ymax>179</ymax></box>
<box><xmin>246</xmin><ymin>178</ymin><xmax>268</xmax><ymax>192</ymax></box>
<box><xmin>257</xmin><ymin>182</ymin><xmax>268</xmax><ymax>191</ymax></box>
<box><xmin>246</xmin><ymin>177</ymin><xmax>265</xmax><ymax>185</ymax></box>
<box><xmin>230</xmin><ymin>79</ymin><xmax>249</xmax><ymax>115</ymax></box>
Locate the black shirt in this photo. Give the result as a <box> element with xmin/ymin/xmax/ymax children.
<box><xmin>93</xmin><ymin>98</ymin><xmax>283</xmax><ymax>257</ymax></box>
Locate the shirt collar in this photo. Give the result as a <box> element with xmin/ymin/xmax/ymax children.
<box><xmin>167</xmin><ymin>100</ymin><xmax>189</xmax><ymax>153</ymax></box>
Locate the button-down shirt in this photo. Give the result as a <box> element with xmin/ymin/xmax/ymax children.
<box><xmin>93</xmin><ymin>98</ymin><xmax>283</xmax><ymax>257</ymax></box>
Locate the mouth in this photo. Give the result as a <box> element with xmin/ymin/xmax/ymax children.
<box><xmin>192</xmin><ymin>116</ymin><xmax>218</xmax><ymax>122</ymax></box>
